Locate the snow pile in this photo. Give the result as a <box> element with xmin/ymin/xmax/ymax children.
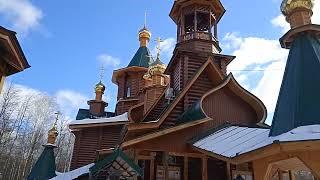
<box><xmin>51</xmin><ymin>163</ymin><xmax>94</xmax><ymax>180</ymax></box>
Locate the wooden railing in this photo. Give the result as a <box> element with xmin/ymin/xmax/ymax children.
<box><xmin>179</xmin><ymin>32</ymin><xmax>217</xmax><ymax>42</ymax></box>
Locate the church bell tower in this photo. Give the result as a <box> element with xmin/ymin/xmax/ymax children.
<box><xmin>170</xmin><ymin>0</ymin><xmax>225</xmax><ymax>53</ymax></box>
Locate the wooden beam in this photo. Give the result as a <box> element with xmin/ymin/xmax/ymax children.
<box><xmin>122</xmin><ymin>118</ymin><xmax>211</xmax><ymax>148</ymax></box>
<box><xmin>202</xmin><ymin>157</ymin><xmax>208</xmax><ymax>180</ymax></box>
<box><xmin>184</xmin><ymin>156</ymin><xmax>188</xmax><ymax>180</ymax></box>
<box><xmin>169</xmin><ymin>152</ymin><xmax>204</xmax><ymax>158</ymax></box>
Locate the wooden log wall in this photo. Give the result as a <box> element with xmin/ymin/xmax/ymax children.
<box><xmin>70</xmin><ymin>125</ymin><xmax>124</xmax><ymax>170</ymax></box>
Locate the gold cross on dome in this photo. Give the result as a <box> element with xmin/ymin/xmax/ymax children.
<box><xmin>155</xmin><ymin>37</ymin><xmax>163</xmax><ymax>57</ymax></box>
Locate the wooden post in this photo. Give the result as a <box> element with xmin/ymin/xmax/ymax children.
<box><xmin>226</xmin><ymin>162</ymin><xmax>231</xmax><ymax>180</ymax></box>
<box><xmin>162</xmin><ymin>152</ymin><xmax>169</xmax><ymax>180</ymax></box>
<box><xmin>184</xmin><ymin>156</ymin><xmax>188</xmax><ymax>180</ymax></box>
<box><xmin>202</xmin><ymin>157</ymin><xmax>208</xmax><ymax>180</ymax></box>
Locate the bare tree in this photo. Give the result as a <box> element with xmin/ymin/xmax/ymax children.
<box><xmin>0</xmin><ymin>84</ymin><xmax>74</xmax><ymax>180</ymax></box>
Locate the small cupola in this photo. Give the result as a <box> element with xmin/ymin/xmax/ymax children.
<box><xmin>281</xmin><ymin>0</ymin><xmax>314</xmax><ymax>29</ymax></box>
<box><xmin>143</xmin><ymin>38</ymin><xmax>169</xmax><ymax>114</ymax></box>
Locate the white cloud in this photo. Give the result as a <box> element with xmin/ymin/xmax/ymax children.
<box><xmin>271</xmin><ymin>15</ymin><xmax>290</xmax><ymax>33</ymax></box>
<box><xmin>55</xmin><ymin>90</ymin><xmax>89</xmax><ymax>118</ymax></box>
<box><xmin>224</xmin><ymin>33</ymin><xmax>288</xmax><ymax>124</ymax></box>
<box><xmin>0</xmin><ymin>0</ymin><xmax>43</xmax><ymax>34</ymax></box>
<box><xmin>97</xmin><ymin>54</ymin><xmax>121</xmax><ymax>68</ymax></box>
<box><xmin>226</xmin><ymin>35</ymin><xmax>288</xmax><ymax>72</ymax></box>
<box><xmin>271</xmin><ymin>0</ymin><xmax>320</xmax><ymax>33</ymax></box>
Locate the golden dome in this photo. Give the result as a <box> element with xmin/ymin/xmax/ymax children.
<box><xmin>47</xmin><ymin>126</ymin><xmax>58</xmax><ymax>144</ymax></box>
<box><xmin>95</xmin><ymin>81</ymin><xmax>105</xmax><ymax>93</ymax></box>
<box><xmin>281</xmin><ymin>0</ymin><xmax>314</xmax><ymax>16</ymax></box>
<box><xmin>144</xmin><ymin>57</ymin><xmax>166</xmax><ymax>80</ymax></box>
<box><xmin>139</xmin><ymin>27</ymin><xmax>151</xmax><ymax>47</ymax></box>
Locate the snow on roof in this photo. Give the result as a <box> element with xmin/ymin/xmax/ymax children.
<box><xmin>69</xmin><ymin>113</ymin><xmax>128</xmax><ymax>126</ymax></box>
<box><xmin>193</xmin><ymin>125</ymin><xmax>320</xmax><ymax>158</ymax></box>
<box><xmin>50</xmin><ymin>163</ymin><xmax>94</xmax><ymax>180</ymax></box>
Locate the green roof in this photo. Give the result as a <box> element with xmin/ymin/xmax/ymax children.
<box><xmin>127</xmin><ymin>46</ymin><xmax>152</xmax><ymax>68</ymax></box>
<box><xmin>27</xmin><ymin>145</ymin><xmax>57</xmax><ymax>180</ymax></box>
<box><xmin>270</xmin><ymin>34</ymin><xmax>320</xmax><ymax>136</ymax></box>
<box><xmin>177</xmin><ymin>101</ymin><xmax>206</xmax><ymax>124</ymax></box>
<box><xmin>89</xmin><ymin>149</ymin><xmax>143</xmax><ymax>178</ymax></box>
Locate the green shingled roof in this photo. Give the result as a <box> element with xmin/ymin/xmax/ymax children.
<box><xmin>269</xmin><ymin>34</ymin><xmax>320</xmax><ymax>136</ymax></box>
<box><xmin>90</xmin><ymin>149</ymin><xmax>143</xmax><ymax>178</ymax></box>
<box><xmin>27</xmin><ymin>145</ymin><xmax>57</xmax><ymax>180</ymax></box>
<box><xmin>127</xmin><ymin>46</ymin><xmax>152</xmax><ymax>68</ymax></box>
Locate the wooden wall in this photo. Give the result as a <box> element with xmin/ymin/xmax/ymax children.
<box><xmin>202</xmin><ymin>85</ymin><xmax>257</xmax><ymax>127</ymax></box>
<box><xmin>70</xmin><ymin>125</ymin><xmax>124</xmax><ymax>170</ymax></box>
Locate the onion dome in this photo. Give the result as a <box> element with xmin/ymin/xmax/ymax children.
<box><xmin>149</xmin><ymin>56</ymin><xmax>166</xmax><ymax>76</ymax></box>
<box><xmin>47</xmin><ymin>126</ymin><xmax>58</xmax><ymax>144</ymax></box>
<box><xmin>95</xmin><ymin>81</ymin><xmax>105</xmax><ymax>93</ymax></box>
<box><xmin>143</xmin><ymin>55</ymin><xmax>166</xmax><ymax>80</ymax></box>
<box><xmin>139</xmin><ymin>26</ymin><xmax>151</xmax><ymax>47</ymax></box>
<box><xmin>281</xmin><ymin>0</ymin><xmax>314</xmax><ymax>16</ymax></box>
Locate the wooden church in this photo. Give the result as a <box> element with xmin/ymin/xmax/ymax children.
<box><xmin>28</xmin><ymin>0</ymin><xmax>320</xmax><ymax>179</ymax></box>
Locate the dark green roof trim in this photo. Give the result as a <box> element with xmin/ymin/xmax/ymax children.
<box><xmin>76</xmin><ymin>109</ymin><xmax>115</xmax><ymax>120</ymax></box>
<box><xmin>176</xmin><ymin>101</ymin><xmax>206</xmax><ymax>124</ymax></box>
<box><xmin>27</xmin><ymin>145</ymin><xmax>57</xmax><ymax>180</ymax></box>
<box><xmin>89</xmin><ymin>149</ymin><xmax>143</xmax><ymax>178</ymax></box>
<box><xmin>270</xmin><ymin>34</ymin><xmax>320</xmax><ymax>136</ymax></box>
<box><xmin>127</xmin><ymin>46</ymin><xmax>152</xmax><ymax>68</ymax></box>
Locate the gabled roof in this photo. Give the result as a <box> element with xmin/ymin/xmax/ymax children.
<box><xmin>89</xmin><ymin>149</ymin><xmax>143</xmax><ymax>178</ymax></box>
<box><xmin>127</xmin><ymin>46</ymin><xmax>152</xmax><ymax>68</ymax></box>
<box><xmin>128</xmin><ymin>57</ymin><xmax>224</xmax><ymax>131</ymax></box>
<box><xmin>270</xmin><ymin>34</ymin><xmax>320</xmax><ymax>136</ymax></box>
<box><xmin>27</xmin><ymin>145</ymin><xmax>57</xmax><ymax>180</ymax></box>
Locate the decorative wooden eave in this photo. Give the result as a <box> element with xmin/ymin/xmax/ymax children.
<box><xmin>169</xmin><ymin>0</ymin><xmax>226</xmax><ymax>24</ymax></box>
<box><xmin>111</xmin><ymin>66</ymin><xmax>148</xmax><ymax>84</ymax></box>
<box><xmin>200</xmin><ymin>73</ymin><xmax>267</xmax><ymax>124</ymax></box>
<box><xmin>0</xmin><ymin>26</ymin><xmax>30</xmax><ymax>75</ymax></box>
<box><xmin>280</xmin><ymin>24</ymin><xmax>320</xmax><ymax>49</ymax></box>
<box><xmin>128</xmin><ymin>57</ymin><xmax>224</xmax><ymax>131</ymax></box>
<box><xmin>127</xmin><ymin>102</ymin><xmax>144</xmax><ymax>123</ymax></box>
<box><xmin>121</xmin><ymin>118</ymin><xmax>211</xmax><ymax>149</ymax></box>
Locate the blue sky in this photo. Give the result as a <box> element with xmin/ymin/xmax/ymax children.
<box><xmin>0</xmin><ymin>0</ymin><xmax>319</xmax><ymax>123</ymax></box>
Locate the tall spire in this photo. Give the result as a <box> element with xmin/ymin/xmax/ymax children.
<box><xmin>270</xmin><ymin>0</ymin><xmax>320</xmax><ymax>136</ymax></box>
